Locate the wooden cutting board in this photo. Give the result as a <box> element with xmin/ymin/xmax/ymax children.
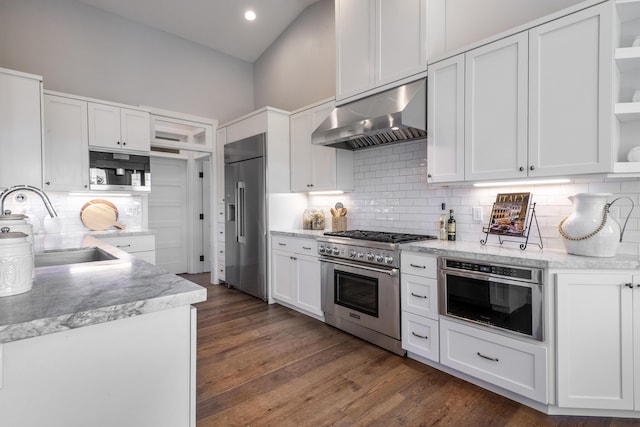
<box><xmin>80</xmin><ymin>200</ymin><xmax>125</xmax><ymax>231</ymax></box>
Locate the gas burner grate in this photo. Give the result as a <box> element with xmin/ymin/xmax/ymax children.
<box><xmin>323</xmin><ymin>229</ymin><xmax>437</xmax><ymax>244</ymax></box>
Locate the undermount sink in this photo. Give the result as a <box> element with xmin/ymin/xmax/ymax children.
<box><xmin>34</xmin><ymin>247</ymin><xmax>118</xmax><ymax>267</ymax></box>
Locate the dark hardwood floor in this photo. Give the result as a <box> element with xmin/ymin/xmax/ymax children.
<box><xmin>181</xmin><ymin>274</ymin><xmax>635</xmax><ymax>427</ymax></box>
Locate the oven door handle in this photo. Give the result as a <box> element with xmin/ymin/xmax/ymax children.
<box><xmin>320</xmin><ymin>258</ymin><xmax>398</xmax><ymax>277</ymax></box>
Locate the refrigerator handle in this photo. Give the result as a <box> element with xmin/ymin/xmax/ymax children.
<box><xmin>236</xmin><ymin>181</ymin><xmax>246</xmax><ymax>243</ymax></box>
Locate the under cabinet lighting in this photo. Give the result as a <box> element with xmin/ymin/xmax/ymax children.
<box><xmin>308</xmin><ymin>190</ymin><xmax>344</xmax><ymax>196</ymax></box>
<box><xmin>473</xmin><ymin>179</ymin><xmax>571</xmax><ymax>188</ymax></box>
<box><xmin>244</xmin><ymin>10</ymin><xmax>256</xmax><ymax>21</ymax></box>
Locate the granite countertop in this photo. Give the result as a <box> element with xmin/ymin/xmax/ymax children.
<box><xmin>0</xmin><ymin>233</ymin><xmax>206</xmax><ymax>344</ymax></box>
<box><xmin>270</xmin><ymin>229</ymin><xmax>640</xmax><ymax>270</ymax></box>
<box><xmin>271</xmin><ymin>229</ymin><xmax>326</xmax><ymax>238</ymax></box>
<box><xmin>400</xmin><ymin>240</ymin><xmax>640</xmax><ymax>270</ymax></box>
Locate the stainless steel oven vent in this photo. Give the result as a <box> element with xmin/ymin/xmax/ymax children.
<box><xmin>311</xmin><ymin>79</ymin><xmax>426</xmax><ymax>150</ymax></box>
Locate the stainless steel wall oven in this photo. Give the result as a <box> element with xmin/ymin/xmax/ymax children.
<box><xmin>438</xmin><ymin>257</ymin><xmax>544</xmax><ymax>341</ymax></box>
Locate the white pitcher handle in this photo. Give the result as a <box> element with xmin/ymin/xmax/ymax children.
<box><xmin>608</xmin><ymin>196</ymin><xmax>634</xmax><ymax>242</ymax></box>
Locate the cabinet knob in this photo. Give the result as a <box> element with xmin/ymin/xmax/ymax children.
<box><xmin>529</xmin><ymin>165</ymin><xmax>535</xmax><ymax>171</ymax></box>
<box><xmin>519</xmin><ymin>166</ymin><xmax>524</xmax><ymax>172</ymax></box>
<box><xmin>427</xmin><ymin>173</ymin><xmax>432</xmax><ymax>178</ymax></box>
<box><xmin>123</xmin><ymin>142</ymin><xmax>126</xmax><ymax>146</ymax></box>
<box><xmin>45</xmin><ymin>181</ymin><xmax>51</xmax><ymax>185</ymax></box>
<box><xmin>626</xmin><ymin>283</ymin><xmax>634</xmax><ymax>289</ymax></box>
<box><xmin>84</xmin><ymin>184</ymin><xmax>88</xmax><ymax>188</ymax></box>
<box><xmin>117</xmin><ymin>141</ymin><xmax>121</xmax><ymax>145</ymax></box>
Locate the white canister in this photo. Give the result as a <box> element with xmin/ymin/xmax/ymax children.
<box><xmin>0</xmin><ymin>227</ymin><xmax>34</xmax><ymax>297</ymax></box>
<box><xmin>0</xmin><ymin>213</ymin><xmax>34</xmax><ymax>244</ymax></box>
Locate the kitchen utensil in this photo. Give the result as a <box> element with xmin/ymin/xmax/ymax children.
<box><xmin>80</xmin><ymin>199</ymin><xmax>125</xmax><ymax>231</ymax></box>
<box><xmin>335</xmin><ymin>202</ymin><xmax>343</xmax><ymax>209</ymax></box>
<box><xmin>330</xmin><ymin>208</ymin><xmax>338</xmax><ymax>217</ymax></box>
<box><xmin>340</xmin><ymin>208</ymin><xmax>348</xmax><ymax>216</ymax></box>
<box><xmin>0</xmin><ymin>227</ymin><xmax>33</xmax><ymax>297</ymax></box>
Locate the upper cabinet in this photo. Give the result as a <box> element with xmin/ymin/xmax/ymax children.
<box><xmin>0</xmin><ymin>68</ymin><xmax>43</xmax><ymax>189</ymax></box>
<box><xmin>427</xmin><ymin>2</ymin><xmax>612</xmax><ymax>183</ymax></box>
<box><xmin>290</xmin><ymin>99</ymin><xmax>354</xmax><ymax>192</ymax></box>
<box><xmin>88</xmin><ymin>102</ymin><xmax>150</xmax><ymax>153</ymax></box>
<box><xmin>335</xmin><ymin>0</ymin><xmax>427</xmax><ymax>103</ymax></box>
<box><xmin>43</xmin><ymin>94</ymin><xmax>89</xmax><ymax>191</ymax></box>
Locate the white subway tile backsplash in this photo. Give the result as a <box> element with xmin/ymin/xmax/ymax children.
<box><xmin>307</xmin><ymin>139</ymin><xmax>640</xmax><ymax>256</ymax></box>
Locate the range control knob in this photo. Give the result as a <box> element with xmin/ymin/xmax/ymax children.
<box><xmin>332</xmin><ymin>247</ymin><xmax>340</xmax><ymax>255</ymax></box>
<box><xmin>357</xmin><ymin>252</ymin><xmax>364</xmax><ymax>259</ymax></box>
<box><xmin>349</xmin><ymin>250</ymin><xmax>357</xmax><ymax>258</ymax></box>
<box><xmin>384</xmin><ymin>256</ymin><xmax>394</xmax><ymax>265</ymax></box>
<box><xmin>375</xmin><ymin>254</ymin><xmax>384</xmax><ymax>263</ymax></box>
<box><xmin>318</xmin><ymin>245</ymin><xmax>325</xmax><ymax>253</ymax></box>
<box><xmin>366</xmin><ymin>253</ymin><xmax>374</xmax><ymax>261</ymax></box>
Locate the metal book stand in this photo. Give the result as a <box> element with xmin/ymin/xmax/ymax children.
<box><xmin>480</xmin><ymin>202</ymin><xmax>542</xmax><ymax>250</ymax></box>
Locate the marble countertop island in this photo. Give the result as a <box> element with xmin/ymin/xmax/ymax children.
<box><xmin>0</xmin><ymin>233</ymin><xmax>207</xmax><ymax>344</ymax></box>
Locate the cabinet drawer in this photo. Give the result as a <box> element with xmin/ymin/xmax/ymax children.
<box><xmin>401</xmin><ymin>253</ymin><xmax>437</xmax><ymax>278</ymax></box>
<box><xmin>440</xmin><ymin>318</ymin><xmax>548</xmax><ymax>403</ymax></box>
<box><xmin>401</xmin><ymin>273</ymin><xmax>438</xmax><ymax>319</ymax></box>
<box><xmin>98</xmin><ymin>234</ymin><xmax>155</xmax><ymax>253</ymax></box>
<box><xmin>271</xmin><ymin>235</ymin><xmax>318</xmax><ymax>255</ymax></box>
<box><xmin>402</xmin><ymin>312</ymin><xmax>439</xmax><ymax>362</ymax></box>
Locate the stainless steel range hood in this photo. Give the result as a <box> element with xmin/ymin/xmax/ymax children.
<box><xmin>312</xmin><ymin>79</ymin><xmax>426</xmax><ymax>150</ymax></box>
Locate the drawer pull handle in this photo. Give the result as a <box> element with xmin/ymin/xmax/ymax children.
<box><xmin>410</xmin><ymin>292</ymin><xmax>428</xmax><ymax>299</ymax></box>
<box><xmin>477</xmin><ymin>352</ymin><xmax>499</xmax><ymax>362</ymax></box>
<box><xmin>411</xmin><ymin>332</ymin><xmax>428</xmax><ymax>340</ymax></box>
<box><xmin>302</xmin><ymin>246</ymin><xmax>312</xmax><ymax>250</ymax></box>
<box><xmin>409</xmin><ymin>263</ymin><xmax>426</xmax><ymax>269</ymax></box>
<box><xmin>116</xmin><ymin>244</ymin><xmax>131</xmax><ymax>248</ymax></box>
<box><xmin>279</xmin><ymin>243</ymin><xmax>287</xmax><ymax>246</ymax></box>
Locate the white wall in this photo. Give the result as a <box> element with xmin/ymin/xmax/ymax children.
<box><xmin>253</xmin><ymin>0</ymin><xmax>335</xmax><ymax>111</ymax></box>
<box><xmin>0</xmin><ymin>0</ymin><xmax>254</xmax><ymax>123</ymax></box>
<box><xmin>308</xmin><ymin>141</ymin><xmax>640</xmax><ymax>257</ymax></box>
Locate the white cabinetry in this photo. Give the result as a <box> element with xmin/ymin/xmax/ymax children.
<box><xmin>427</xmin><ymin>55</ymin><xmax>465</xmax><ymax>183</ymax></box>
<box><xmin>440</xmin><ymin>318</ymin><xmax>548</xmax><ymax>403</ymax></box>
<box><xmin>98</xmin><ymin>234</ymin><xmax>156</xmax><ymax>265</ymax></box>
<box><xmin>290</xmin><ymin>99</ymin><xmax>353</xmax><ymax>192</ymax></box>
<box><xmin>43</xmin><ymin>94</ymin><xmax>89</xmax><ymax>191</ymax></box>
<box><xmin>613</xmin><ymin>0</ymin><xmax>640</xmax><ymax>173</ymax></box>
<box><xmin>464</xmin><ymin>32</ymin><xmax>528</xmax><ymax>181</ymax></box>
<box><xmin>88</xmin><ymin>102</ymin><xmax>150</xmax><ymax>153</ymax></box>
<box><xmin>400</xmin><ymin>252</ymin><xmax>439</xmax><ymax>362</ymax></box>
<box><xmin>0</xmin><ymin>68</ymin><xmax>43</xmax><ymax>189</ymax></box>
<box><xmin>335</xmin><ymin>0</ymin><xmax>427</xmax><ymax>103</ymax></box>
<box><xmin>427</xmin><ymin>2</ymin><xmax>611</xmax><ymax>183</ymax></box>
<box><xmin>271</xmin><ymin>235</ymin><xmax>322</xmax><ymax>318</ymax></box>
<box><xmin>556</xmin><ymin>272</ymin><xmax>637</xmax><ymax>410</ymax></box>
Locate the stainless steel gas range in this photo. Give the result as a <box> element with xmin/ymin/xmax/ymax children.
<box><xmin>318</xmin><ymin>230</ymin><xmax>437</xmax><ymax>355</ymax></box>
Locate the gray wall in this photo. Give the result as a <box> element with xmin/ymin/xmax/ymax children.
<box><xmin>0</xmin><ymin>0</ymin><xmax>254</xmax><ymax>123</ymax></box>
<box><xmin>253</xmin><ymin>0</ymin><xmax>335</xmax><ymax>111</ymax></box>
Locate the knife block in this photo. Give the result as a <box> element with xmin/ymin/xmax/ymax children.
<box><xmin>331</xmin><ymin>216</ymin><xmax>347</xmax><ymax>232</ymax></box>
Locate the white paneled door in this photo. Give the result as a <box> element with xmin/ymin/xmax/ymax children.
<box><xmin>149</xmin><ymin>157</ymin><xmax>188</xmax><ymax>274</ymax></box>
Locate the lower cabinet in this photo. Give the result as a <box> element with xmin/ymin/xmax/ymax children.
<box><xmin>556</xmin><ymin>272</ymin><xmax>637</xmax><ymax>410</ymax></box>
<box><xmin>440</xmin><ymin>318</ymin><xmax>548</xmax><ymax>404</ymax></box>
<box><xmin>401</xmin><ymin>252</ymin><xmax>439</xmax><ymax>362</ymax></box>
<box><xmin>97</xmin><ymin>234</ymin><xmax>156</xmax><ymax>265</ymax></box>
<box><xmin>271</xmin><ymin>235</ymin><xmax>322</xmax><ymax>318</ymax></box>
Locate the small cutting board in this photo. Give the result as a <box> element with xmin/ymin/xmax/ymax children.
<box><xmin>80</xmin><ymin>200</ymin><xmax>125</xmax><ymax>231</ymax></box>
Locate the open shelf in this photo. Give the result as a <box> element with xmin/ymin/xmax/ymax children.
<box><xmin>615</xmin><ymin>102</ymin><xmax>640</xmax><ymax>120</ymax></box>
<box><xmin>615</xmin><ymin>47</ymin><xmax>640</xmax><ymax>71</ymax></box>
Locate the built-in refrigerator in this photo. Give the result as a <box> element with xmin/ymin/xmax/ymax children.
<box><xmin>224</xmin><ymin>133</ymin><xmax>267</xmax><ymax>300</ymax></box>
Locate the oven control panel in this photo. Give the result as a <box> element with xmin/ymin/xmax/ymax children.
<box><xmin>317</xmin><ymin>241</ymin><xmax>398</xmax><ymax>268</ymax></box>
<box><xmin>444</xmin><ymin>259</ymin><xmax>540</xmax><ymax>282</ymax></box>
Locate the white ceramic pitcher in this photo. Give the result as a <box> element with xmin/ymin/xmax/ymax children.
<box><xmin>558</xmin><ymin>193</ymin><xmax>633</xmax><ymax>257</ymax></box>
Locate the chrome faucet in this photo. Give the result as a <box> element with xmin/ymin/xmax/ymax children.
<box><xmin>0</xmin><ymin>185</ymin><xmax>58</xmax><ymax>218</ymax></box>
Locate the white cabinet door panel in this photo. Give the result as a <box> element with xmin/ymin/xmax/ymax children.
<box><xmin>465</xmin><ymin>32</ymin><xmax>528</xmax><ymax>181</ymax></box>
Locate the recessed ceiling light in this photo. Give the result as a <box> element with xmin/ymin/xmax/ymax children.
<box><xmin>244</xmin><ymin>10</ymin><xmax>256</xmax><ymax>21</ymax></box>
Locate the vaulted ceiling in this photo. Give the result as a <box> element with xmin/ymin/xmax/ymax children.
<box><xmin>75</xmin><ymin>0</ymin><xmax>322</xmax><ymax>62</ymax></box>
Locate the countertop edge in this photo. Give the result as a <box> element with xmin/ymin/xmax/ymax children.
<box><xmin>0</xmin><ymin>288</ymin><xmax>206</xmax><ymax>344</ymax></box>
